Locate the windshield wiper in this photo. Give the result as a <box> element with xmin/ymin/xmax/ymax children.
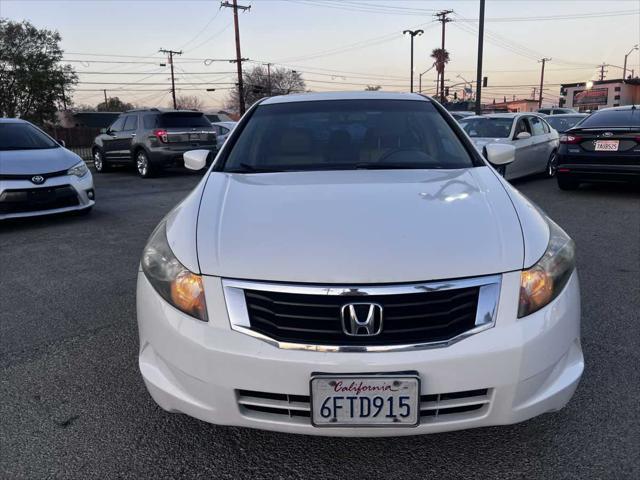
<box><xmin>225</xmin><ymin>162</ymin><xmax>286</xmax><ymax>173</ymax></box>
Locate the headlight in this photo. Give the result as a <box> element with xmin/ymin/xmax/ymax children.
<box><xmin>67</xmin><ymin>161</ymin><xmax>89</xmax><ymax>177</ymax></box>
<box><xmin>141</xmin><ymin>221</ymin><xmax>208</xmax><ymax>321</ymax></box>
<box><xmin>518</xmin><ymin>218</ymin><xmax>575</xmax><ymax>318</ymax></box>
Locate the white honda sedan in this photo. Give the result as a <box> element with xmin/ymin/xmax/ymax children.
<box><xmin>136</xmin><ymin>92</ymin><xmax>582</xmax><ymax>437</ymax></box>
<box><xmin>459</xmin><ymin>113</ymin><xmax>560</xmax><ymax>179</ymax></box>
<box><xmin>0</xmin><ymin>118</ymin><xmax>95</xmax><ymax>220</ymax></box>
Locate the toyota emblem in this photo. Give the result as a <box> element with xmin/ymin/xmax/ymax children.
<box><xmin>31</xmin><ymin>175</ymin><xmax>45</xmax><ymax>184</ymax></box>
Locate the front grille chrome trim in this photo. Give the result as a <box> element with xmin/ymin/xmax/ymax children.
<box><xmin>222</xmin><ymin>275</ymin><xmax>502</xmax><ymax>353</ymax></box>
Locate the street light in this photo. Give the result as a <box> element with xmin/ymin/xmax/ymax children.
<box><xmin>623</xmin><ymin>44</ymin><xmax>639</xmax><ymax>79</ymax></box>
<box><xmin>457</xmin><ymin>74</ymin><xmax>474</xmax><ymax>100</ymax></box>
<box><xmin>403</xmin><ymin>29</ymin><xmax>424</xmax><ymax>93</ymax></box>
<box><xmin>418</xmin><ymin>63</ymin><xmax>436</xmax><ymax>94</ymax></box>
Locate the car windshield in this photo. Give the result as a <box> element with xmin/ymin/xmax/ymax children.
<box><xmin>577</xmin><ymin>108</ymin><xmax>640</xmax><ymax>128</ymax></box>
<box><xmin>158</xmin><ymin>113</ymin><xmax>211</xmax><ymax>128</ymax></box>
<box><xmin>458</xmin><ymin>117</ymin><xmax>513</xmax><ymax>138</ymax></box>
<box><xmin>223</xmin><ymin>100</ymin><xmax>474</xmax><ymax>172</ymax></box>
<box><xmin>0</xmin><ymin>123</ymin><xmax>59</xmax><ymax>150</ymax></box>
<box><xmin>546</xmin><ymin>116</ymin><xmax>585</xmax><ymax>132</ymax></box>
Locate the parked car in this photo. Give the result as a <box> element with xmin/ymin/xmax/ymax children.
<box><xmin>0</xmin><ymin>118</ymin><xmax>94</xmax><ymax>220</ymax></box>
<box><xmin>92</xmin><ymin>109</ymin><xmax>217</xmax><ymax>178</ymax></box>
<box><xmin>537</xmin><ymin>108</ymin><xmax>577</xmax><ymax>115</ymax></box>
<box><xmin>137</xmin><ymin>91</ymin><xmax>582</xmax><ymax>437</ymax></box>
<box><xmin>545</xmin><ymin>113</ymin><xmax>588</xmax><ymax>133</ymax></box>
<box><xmin>211</xmin><ymin>121</ymin><xmax>237</xmax><ymax>149</ymax></box>
<box><xmin>450</xmin><ymin>111</ymin><xmax>475</xmax><ymax>121</ymax></box>
<box><xmin>459</xmin><ymin>113</ymin><xmax>560</xmax><ymax>179</ymax></box>
<box><xmin>205</xmin><ymin>112</ymin><xmax>233</xmax><ymax>123</ymax></box>
<box><xmin>556</xmin><ymin>105</ymin><xmax>640</xmax><ymax>190</ymax></box>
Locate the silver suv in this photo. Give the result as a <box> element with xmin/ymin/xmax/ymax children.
<box><xmin>92</xmin><ymin>109</ymin><xmax>217</xmax><ymax>178</ymax></box>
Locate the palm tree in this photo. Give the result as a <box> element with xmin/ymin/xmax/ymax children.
<box><xmin>430</xmin><ymin>48</ymin><xmax>450</xmax><ymax>75</ymax></box>
<box><xmin>430</xmin><ymin>48</ymin><xmax>450</xmax><ymax>99</ymax></box>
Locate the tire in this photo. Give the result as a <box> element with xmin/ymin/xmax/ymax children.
<box><xmin>93</xmin><ymin>148</ymin><xmax>109</xmax><ymax>173</ymax></box>
<box><xmin>557</xmin><ymin>176</ymin><xmax>579</xmax><ymax>191</ymax></box>
<box><xmin>546</xmin><ymin>151</ymin><xmax>558</xmax><ymax>178</ymax></box>
<box><xmin>135</xmin><ymin>150</ymin><xmax>155</xmax><ymax>178</ymax></box>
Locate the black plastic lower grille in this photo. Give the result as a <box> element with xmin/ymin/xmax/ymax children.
<box><xmin>243</xmin><ymin>286</ymin><xmax>480</xmax><ymax>346</ymax></box>
<box><xmin>0</xmin><ymin>185</ymin><xmax>79</xmax><ymax>214</ymax></box>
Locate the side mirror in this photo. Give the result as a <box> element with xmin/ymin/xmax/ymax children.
<box><xmin>515</xmin><ymin>131</ymin><xmax>531</xmax><ymax>140</ymax></box>
<box><xmin>57</xmin><ymin>139</ymin><xmax>66</xmax><ymax>147</ymax></box>
<box><xmin>484</xmin><ymin>143</ymin><xmax>515</xmax><ymax>166</ymax></box>
<box><xmin>184</xmin><ymin>149</ymin><xmax>210</xmax><ymax>171</ymax></box>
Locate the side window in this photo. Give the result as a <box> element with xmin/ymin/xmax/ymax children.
<box><xmin>541</xmin><ymin>119</ymin><xmax>550</xmax><ymax>134</ymax></box>
<box><xmin>123</xmin><ymin>115</ymin><xmax>138</xmax><ymax>131</ymax></box>
<box><xmin>514</xmin><ymin>118</ymin><xmax>531</xmax><ymax>137</ymax></box>
<box><xmin>143</xmin><ymin>114</ymin><xmax>158</xmax><ymax>129</ymax></box>
<box><xmin>220</xmin><ymin>127</ymin><xmax>229</xmax><ymax>135</ymax></box>
<box><xmin>109</xmin><ymin>117</ymin><xmax>125</xmax><ymax>132</ymax></box>
<box><xmin>530</xmin><ymin>116</ymin><xmax>545</xmax><ymax>136</ymax></box>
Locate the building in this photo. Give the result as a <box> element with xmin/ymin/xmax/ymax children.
<box><xmin>559</xmin><ymin>78</ymin><xmax>640</xmax><ymax>112</ymax></box>
<box><xmin>57</xmin><ymin>111</ymin><xmax>120</xmax><ymax>128</ymax></box>
<box><xmin>482</xmin><ymin>99</ymin><xmax>539</xmax><ymax>113</ymax></box>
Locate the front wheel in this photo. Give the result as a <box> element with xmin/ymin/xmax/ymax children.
<box><xmin>546</xmin><ymin>152</ymin><xmax>557</xmax><ymax>177</ymax></box>
<box><xmin>557</xmin><ymin>176</ymin><xmax>579</xmax><ymax>190</ymax></box>
<box><xmin>93</xmin><ymin>149</ymin><xmax>109</xmax><ymax>173</ymax></box>
<box><xmin>136</xmin><ymin>151</ymin><xmax>155</xmax><ymax>178</ymax></box>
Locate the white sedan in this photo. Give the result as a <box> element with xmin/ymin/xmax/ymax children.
<box><xmin>459</xmin><ymin>113</ymin><xmax>559</xmax><ymax>179</ymax></box>
<box><xmin>0</xmin><ymin>118</ymin><xmax>95</xmax><ymax>220</ymax></box>
<box><xmin>136</xmin><ymin>92</ymin><xmax>582</xmax><ymax>437</ymax></box>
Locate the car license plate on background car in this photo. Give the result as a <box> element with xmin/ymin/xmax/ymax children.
<box><xmin>311</xmin><ymin>374</ymin><xmax>419</xmax><ymax>427</ymax></box>
<box><xmin>594</xmin><ymin>140</ymin><xmax>619</xmax><ymax>151</ymax></box>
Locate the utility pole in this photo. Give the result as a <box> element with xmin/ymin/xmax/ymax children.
<box><xmin>403</xmin><ymin>29</ymin><xmax>424</xmax><ymax>93</ymax></box>
<box><xmin>623</xmin><ymin>45</ymin><xmax>638</xmax><ymax>79</ymax></box>
<box><xmin>222</xmin><ymin>0</ymin><xmax>251</xmax><ymax>115</ymax></box>
<box><xmin>264</xmin><ymin>62</ymin><xmax>273</xmax><ymax>96</ymax></box>
<box><xmin>598</xmin><ymin>63</ymin><xmax>607</xmax><ymax>81</ymax></box>
<box><xmin>538</xmin><ymin>57</ymin><xmax>551</xmax><ymax>108</ymax></box>
<box><xmin>435</xmin><ymin>9</ymin><xmax>453</xmax><ymax>103</ymax></box>
<box><xmin>531</xmin><ymin>87</ymin><xmax>537</xmax><ymax>100</ymax></box>
<box><xmin>474</xmin><ymin>0</ymin><xmax>485</xmax><ymax>115</ymax></box>
<box><xmin>159</xmin><ymin>48</ymin><xmax>183</xmax><ymax>109</ymax></box>
<box><xmin>103</xmin><ymin>89</ymin><xmax>108</xmax><ymax>107</ymax></box>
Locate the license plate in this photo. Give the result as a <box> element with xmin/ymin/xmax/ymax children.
<box><xmin>311</xmin><ymin>374</ymin><xmax>419</xmax><ymax>427</ymax></box>
<box><xmin>594</xmin><ymin>140</ymin><xmax>619</xmax><ymax>151</ymax></box>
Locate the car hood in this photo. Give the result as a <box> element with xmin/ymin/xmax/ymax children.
<box><xmin>0</xmin><ymin>147</ymin><xmax>81</xmax><ymax>175</ymax></box>
<box><xmin>195</xmin><ymin>167</ymin><xmax>524</xmax><ymax>284</ymax></box>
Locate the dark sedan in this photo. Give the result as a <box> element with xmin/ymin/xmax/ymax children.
<box><xmin>555</xmin><ymin>105</ymin><xmax>640</xmax><ymax>190</ymax></box>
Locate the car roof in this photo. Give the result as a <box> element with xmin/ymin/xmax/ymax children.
<box><xmin>0</xmin><ymin>117</ymin><xmax>29</xmax><ymax>124</ymax></box>
<box><xmin>546</xmin><ymin>113</ymin><xmax>588</xmax><ymax>118</ymax></box>
<box><xmin>260</xmin><ymin>91</ymin><xmax>430</xmax><ymax>105</ymax></box>
<box><xmin>595</xmin><ymin>105</ymin><xmax>639</xmax><ymax>112</ymax></box>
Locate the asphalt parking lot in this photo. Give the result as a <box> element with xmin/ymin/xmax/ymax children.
<box><xmin>1</xmin><ymin>169</ymin><xmax>639</xmax><ymax>479</ymax></box>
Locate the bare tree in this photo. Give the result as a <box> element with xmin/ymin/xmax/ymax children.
<box><xmin>365</xmin><ymin>85</ymin><xmax>382</xmax><ymax>91</ymax></box>
<box><xmin>226</xmin><ymin>66</ymin><xmax>306</xmax><ymax>113</ymax></box>
<box><xmin>174</xmin><ymin>95</ymin><xmax>205</xmax><ymax>110</ymax></box>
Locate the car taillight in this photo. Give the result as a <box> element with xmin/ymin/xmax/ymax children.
<box><xmin>560</xmin><ymin>134</ymin><xmax>582</xmax><ymax>145</ymax></box>
<box><xmin>154</xmin><ymin>129</ymin><xmax>168</xmax><ymax>143</ymax></box>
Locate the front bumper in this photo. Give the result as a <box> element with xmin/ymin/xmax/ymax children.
<box><xmin>136</xmin><ymin>270</ymin><xmax>583</xmax><ymax>437</ymax></box>
<box><xmin>0</xmin><ymin>172</ymin><xmax>95</xmax><ymax>220</ymax></box>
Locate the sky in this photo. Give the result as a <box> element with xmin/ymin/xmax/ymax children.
<box><xmin>2</xmin><ymin>0</ymin><xmax>640</xmax><ymax>110</ymax></box>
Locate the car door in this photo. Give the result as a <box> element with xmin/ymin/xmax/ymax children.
<box><xmin>102</xmin><ymin>116</ymin><xmax>125</xmax><ymax>159</ymax></box>
<box><xmin>529</xmin><ymin>116</ymin><xmax>552</xmax><ymax>175</ymax></box>
<box><xmin>507</xmin><ymin>117</ymin><xmax>535</xmax><ymax>179</ymax></box>
<box><xmin>113</xmin><ymin>114</ymin><xmax>138</xmax><ymax>161</ymax></box>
